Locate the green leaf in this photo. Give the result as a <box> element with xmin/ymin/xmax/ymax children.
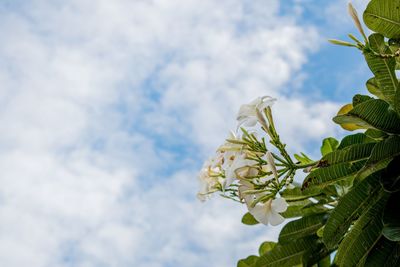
<box><xmin>256</xmin><ymin>236</ymin><xmax>321</xmax><ymax>267</ymax></box>
<box><xmin>363</xmin><ymin>0</ymin><xmax>400</xmax><ymax>39</ymax></box>
<box><xmin>302</xmin><ymin>161</ymin><xmax>366</xmax><ymax>189</ymax></box>
<box><xmin>365</xmin><ymin>237</ymin><xmax>400</xmax><ymax>267</ymax></box>
<box><xmin>337</xmin><ymin>133</ymin><xmax>373</xmax><ymax>149</ymax></box>
<box><xmin>242</xmin><ymin>212</ymin><xmax>259</xmax><ymax>225</ymax></box>
<box><xmin>333</xmin><ymin>99</ymin><xmax>400</xmax><ymax>134</ymax></box>
<box><xmin>381</xmin><ymin>156</ymin><xmax>400</xmax><ymax>192</ymax></box>
<box><xmin>366</xmin><ymin>77</ymin><xmax>386</xmax><ymax>99</ymax></box>
<box><xmin>238</xmin><ymin>255</ymin><xmax>259</xmax><ymax>267</ymax></box>
<box><xmin>279</xmin><ymin>213</ymin><xmax>328</xmax><ymax>244</ymax></box>
<box><xmin>365</xmin><ymin>128</ymin><xmax>388</xmax><ymax>140</ymax></box>
<box><xmin>364</xmin><ymin>34</ymin><xmax>399</xmax><ymax>106</ymax></box>
<box><xmin>323</xmin><ymin>173</ymin><xmax>383</xmax><ymax>249</ymax></box>
<box><xmin>358</xmin><ymin>135</ymin><xmax>400</xmax><ymax>180</ymax></box>
<box><xmin>383</xmin><ymin>192</ymin><xmax>400</xmax><ymax>241</ymax></box>
<box><xmin>352</xmin><ymin>94</ymin><xmax>373</xmax><ymax>107</ymax></box>
<box><xmin>334</xmin><ymin>192</ymin><xmax>389</xmax><ymax>266</ymax></box>
<box><xmin>258</xmin><ymin>242</ymin><xmax>276</xmax><ymax>256</ymax></box>
<box><xmin>321</xmin><ymin>142</ymin><xmax>376</xmax><ymax>165</ymax></box>
<box><xmin>320</xmin><ymin>137</ymin><xmax>339</xmax><ymax>156</ymax></box>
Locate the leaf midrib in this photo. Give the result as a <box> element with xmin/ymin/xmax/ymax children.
<box><xmin>365</xmin><ymin>12</ymin><xmax>400</xmax><ymax>27</ymax></box>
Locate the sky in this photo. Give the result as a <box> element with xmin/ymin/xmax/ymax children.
<box><xmin>0</xmin><ymin>0</ymin><xmax>371</xmax><ymax>266</ymax></box>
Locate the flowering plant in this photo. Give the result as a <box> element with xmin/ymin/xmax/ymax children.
<box><xmin>198</xmin><ymin>1</ymin><xmax>400</xmax><ymax>266</ymax></box>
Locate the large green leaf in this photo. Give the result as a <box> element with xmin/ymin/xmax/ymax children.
<box><xmin>358</xmin><ymin>135</ymin><xmax>400</xmax><ymax>180</ymax></box>
<box><xmin>334</xmin><ymin>193</ymin><xmax>389</xmax><ymax>266</ymax></box>
<box><xmin>321</xmin><ymin>142</ymin><xmax>376</xmax><ymax>165</ymax></box>
<box><xmin>333</xmin><ymin>99</ymin><xmax>400</xmax><ymax>133</ymax></box>
<box><xmin>279</xmin><ymin>213</ymin><xmax>328</xmax><ymax>244</ymax></box>
<box><xmin>323</xmin><ymin>173</ymin><xmax>383</xmax><ymax>249</ymax></box>
<box><xmin>352</xmin><ymin>94</ymin><xmax>373</xmax><ymax>107</ymax></box>
<box><xmin>381</xmin><ymin>156</ymin><xmax>400</xmax><ymax>192</ymax></box>
<box><xmin>367</xmin><ymin>135</ymin><xmax>400</xmax><ymax>164</ymax></box>
<box><xmin>383</xmin><ymin>192</ymin><xmax>400</xmax><ymax>241</ymax></box>
<box><xmin>302</xmin><ymin>160</ymin><xmax>365</xmax><ymax>189</ymax></box>
<box><xmin>320</xmin><ymin>137</ymin><xmax>339</xmax><ymax>156</ymax></box>
<box><xmin>256</xmin><ymin>236</ymin><xmax>321</xmax><ymax>267</ymax></box>
<box><xmin>364</xmin><ymin>0</ymin><xmax>400</xmax><ymax>39</ymax></box>
<box><xmin>365</xmin><ymin>237</ymin><xmax>400</xmax><ymax>267</ymax></box>
<box><xmin>337</xmin><ymin>133</ymin><xmax>373</xmax><ymax>149</ymax></box>
<box><xmin>364</xmin><ymin>34</ymin><xmax>399</xmax><ymax>106</ymax></box>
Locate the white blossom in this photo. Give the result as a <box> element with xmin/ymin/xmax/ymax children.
<box><xmin>239</xmin><ymin>180</ymin><xmax>287</xmax><ymax>226</ymax></box>
<box><xmin>249</xmin><ymin>197</ymin><xmax>288</xmax><ymax>226</ymax></box>
<box><xmin>236</xmin><ymin>96</ymin><xmax>276</xmax><ymax>128</ymax></box>
<box><xmin>196</xmin><ymin>158</ymin><xmax>223</xmax><ymax>202</ymax></box>
<box><xmin>224</xmin><ymin>154</ymin><xmax>255</xmax><ymax>187</ymax></box>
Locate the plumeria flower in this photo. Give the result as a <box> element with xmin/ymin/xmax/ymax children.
<box><xmin>224</xmin><ymin>154</ymin><xmax>255</xmax><ymax>188</ymax></box>
<box><xmin>218</xmin><ymin>131</ymin><xmax>244</xmax><ymax>174</ymax></box>
<box><xmin>236</xmin><ymin>96</ymin><xmax>276</xmax><ymax>128</ymax></box>
<box><xmin>250</xmin><ymin>197</ymin><xmax>288</xmax><ymax>226</ymax></box>
<box><xmin>239</xmin><ymin>176</ymin><xmax>287</xmax><ymax>226</ymax></box>
<box><xmin>238</xmin><ymin>180</ymin><xmax>259</xmax><ymax>206</ymax></box>
<box><xmin>218</xmin><ymin>131</ymin><xmax>244</xmax><ymax>152</ymax></box>
<box><xmin>197</xmin><ymin>158</ymin><xmax>223</xmax><ymax>202</ymax></box>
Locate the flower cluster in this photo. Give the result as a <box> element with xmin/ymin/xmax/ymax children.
<box><xmin>197</xmin><ymin>96</ymin><xmax>294</xmax><ymax>226</ymax></box>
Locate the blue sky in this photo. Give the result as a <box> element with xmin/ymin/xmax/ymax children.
<box><xmin>0</xmin><ymin>1</ymin><xmax>371</xmax><ymax>266</ymax></box>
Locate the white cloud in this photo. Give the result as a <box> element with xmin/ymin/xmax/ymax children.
<box><xmin>0</xmin><ymin>1</ymin><xmax>344</xmax><ymax>266</ymax></box>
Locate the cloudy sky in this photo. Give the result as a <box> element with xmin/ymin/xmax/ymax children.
<box><xmin>0</xmin><ymin>0</ymin><xmax>371</xmax><ymax>266</ymax></box>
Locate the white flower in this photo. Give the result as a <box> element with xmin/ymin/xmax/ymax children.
<box><xmin>236</xmin><ymin>96</ymin><xmax>276</xmax><ymax>128</ymax></box>
<box><xmin>224</xmin><ymin>154</ymin><xmax>255</xmax><ymax>187</ymax></box>
<box><xmin>249</xmin><ymin>198</ymin><xmax>288</xmax><ymax>226</ymax></box>
<box><xmin>218</xmin><ymin>131</ymin><xmax>243</xmax><ymax>153</ymax></box>
<box><xmin>238</xmin><ymin>180</ymin><xmax>256</xmax><ymax>205</ymax></box>
<box><xmin>238</xmin><ymin>179</ymin><xmax>287</xmax><ymax>226</ymax></box>
<box><xmin>196</xmin><ymin>158</ymin><xmax>223</xmax><ymax>202</ymax></box>
<box><xmin>218</xmin><ymin>132</ymin><xmax>243</xmax><ymax>172</ymax></box>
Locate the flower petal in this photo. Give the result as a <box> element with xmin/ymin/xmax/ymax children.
<box><xmin>237</xmin><ymin>104</ymin><xmax>256</xmax><ymax>121</ymax></box>
<box><xmin>271</xmin><ymin>198</ymin><xmax>288</xmax><ymax>213</ymax></box>
<box><xmin>268</xmin><ymin>211</ymin><xmax>285</xmax><ymax>226</ymax></box>
<box><xmin>257</xmin><ymin>96</ymin><xmax>276</xmax><ymax>111</ymax></box>
<box><xmin>249</xmin><ymin>204</ymin><xmax>269</xmax><ymax>225</ymax></box>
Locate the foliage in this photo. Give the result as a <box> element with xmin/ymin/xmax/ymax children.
<box><xmin>198</xmin><ymin>0</ymin><xmax>400</xmax><ymax>266</ymax></box>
